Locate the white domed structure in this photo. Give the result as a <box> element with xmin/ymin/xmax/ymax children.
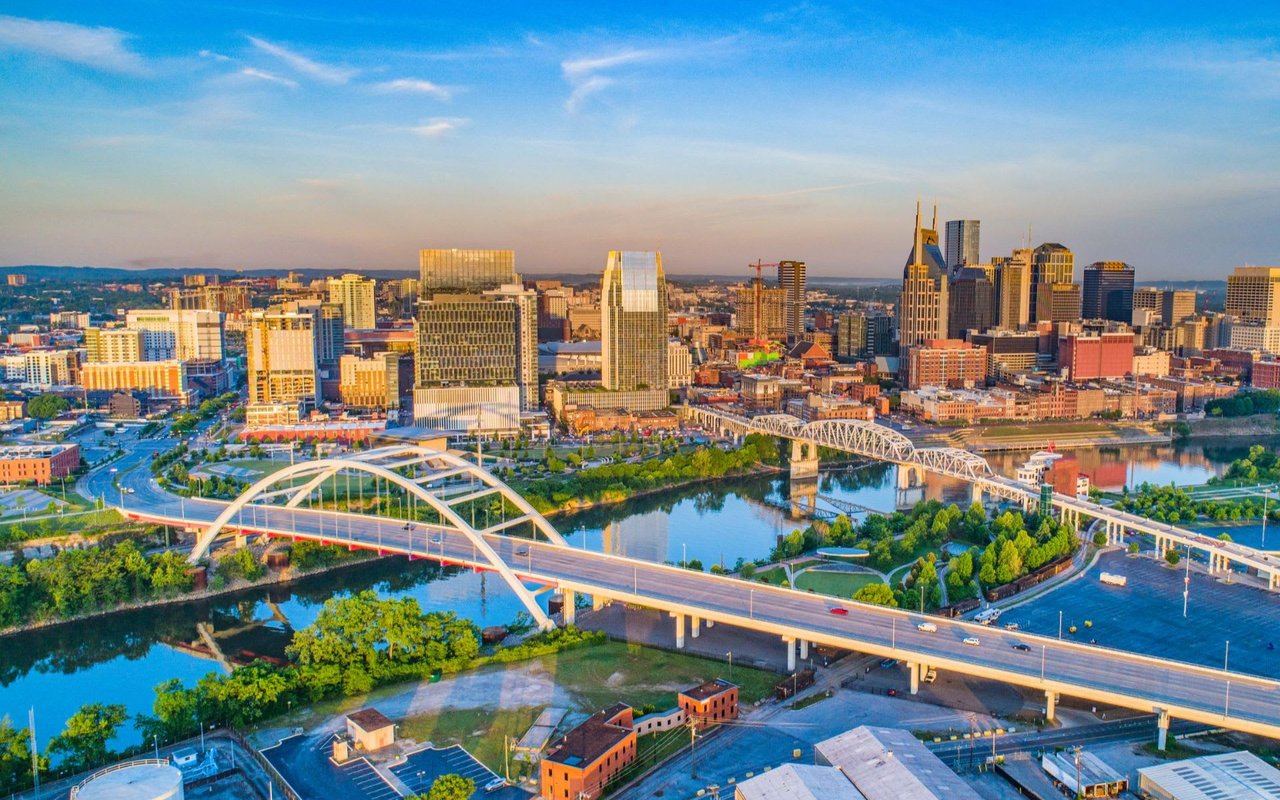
<box><xmin>71</xmin><ymin>760</ymin><xmax>183</xmax><ymax>800</ymax></box>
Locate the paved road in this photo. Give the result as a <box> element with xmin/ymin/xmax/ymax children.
<box><xmin>927</xmin><ymin>716</ymin><xmax>1207</xmax><ymax>766</ymax></box>
<box><xmin>108</xmin><ymin>453</ymin><xmax>1280</xmax><ymax>741</ymax></box>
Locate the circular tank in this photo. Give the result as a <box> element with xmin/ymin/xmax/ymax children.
<box><xmin>73</xmin><ymin>762</ymin><xmax>183</xmax><ymax>800</ymax></box>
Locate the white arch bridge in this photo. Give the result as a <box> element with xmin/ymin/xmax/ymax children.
<box><xmin>146</xmin><ymin>443</ymin><xmax>1280</xmax><ymax>743</ymax></box>
<box><xmin>189</xmin><ymin>446</ymin><xmax>569</xmax><ymax>629</ymax></box>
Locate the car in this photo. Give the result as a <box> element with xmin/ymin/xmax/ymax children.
<box><xmin>484</xmin><ymin>778</ymin><xmax>508</xmax><ymax>792</ymax></box>
<box><xmin>923</xmin><ymin>668</ymin><xmax>938</xmax><ymax>683</ymax></box>
<box><xmin>879</xmin><ymin>658</ymin><xmax>898</xmax><ymax>668</ymax></box>
<box><xmin>514</xmin><ymin>546</ymin><xmax>529</xmax><ymax>557</ymax></box>
<box><xmin>1004</xmin><ymin>622</ymin><xmax>1020</xmax><ymax>631</ymax></box>
<box><xmin>1011</xmin><ymin>643</ymin><xmax>1031</xmax><ymax>652</ymax></box>
<box><xmin>429</xmin><ymin>534</ymin><xmax>443</xmax><ymax>544</ymax></box>
<box><xmin>829</xmin><ymin>607</ymin><xmax>849</xmax><ymax>616</ymax></box>
<box><xmin>887</xmin><ymin>688</ymin><xmax>897</xmax><ymax>696</ymax></box>
<box><xmin>963</xmin><ymin>637</ymin><xmax>981</xmax><ymax>647</ymax></box>
<box><xmin>917</xmin><ymin>622</ymin><xmax>938</xmax><ymax>633</ymax></box>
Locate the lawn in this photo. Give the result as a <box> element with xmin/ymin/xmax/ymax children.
<box><xmin>0</xmin><ymin>508</ymin><xmax>126</xmax><ymax>541</ymax></box>
<box><xmin>793</xmin><ymin>569</ymin><xmax>882</xmax><ymax>598</ymax></box>
<box><xmin>398</xmin><ymin>706</ymin><xmax>545</xmax><ymax>777</ymax></box>
<box><xmin>978</xmin><ymin>421</ymin><xmax>1115</xmax><ymax>440</ymax></box>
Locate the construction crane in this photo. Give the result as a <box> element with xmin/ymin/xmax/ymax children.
<box><xmin>747</xmin><ymin>258</ymin><xmax>779</xmax><ymax>343</ymax></box>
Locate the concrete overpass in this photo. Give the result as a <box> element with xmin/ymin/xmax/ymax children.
<box><xmin>114</xmin><ymin>445</ymin><xmax>1280</xmax><ymax>747</ymax></box>
<box><xmin>684</xmin><ymin>405</ymin><xmax>1280</xmax><ymax>591</ymax></box>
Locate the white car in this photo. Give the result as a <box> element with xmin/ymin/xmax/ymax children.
<box><xmin>916</xmin><ymin>622</ymin><xmax>937</xmax><ymax>633</ymax></box>
<box><xmin>963</xmin><ymin>636</ymin><xmax>981</xmax><ymax>647</ymax></box>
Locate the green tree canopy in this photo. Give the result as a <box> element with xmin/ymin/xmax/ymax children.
<box><xmin>852</xmin><ymin>582</ymin><xmax>897</xmax><ymax>607</ymax></box>
<box><xmin>46</xmin><ymin>703</ymin><xmax>127</xmax><ymax>772</ymax></box>
<box><xmin>424</xmin><ymin>773</ymin><xmax>476</xmax><ymax>800</ymax></box>
<box><xmin>27</xmin><ymin>393</ymin><xmax>69</xmax><ymax>420</ymax></box>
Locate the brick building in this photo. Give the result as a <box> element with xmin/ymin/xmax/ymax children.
<box><xmin>1058</xmin><ymin>331</ymin><xmax>1135</xmax><ymax>380</ymax></box>
<box><xmin>678</xmin><ymin>680</ymin><xmax>739</xmax><ymax>727</ymax></box>
<box><xmin>541</xmin><ymin>703</ymin><xmax>636</xmax><ymax>800</ymax></box>
<box><xmin>1255</xmin><ymin>360</ymin><xmax>1280</xmax><ymax>389</ymax></box>
<box><xmin>0</xmin><ymin>443</ymin><xmax>79</xmax><ymax>484</ymax></box>
<box><xmin>905</xmin><ymin>339</ymin><xmax>987</xmax><ymax>389</ymax></box>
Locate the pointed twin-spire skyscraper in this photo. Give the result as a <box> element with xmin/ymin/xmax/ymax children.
<box><xmin>898</xmin><ymin>200</ymin><xmax>950</xmax><ymax>368</ymax></box>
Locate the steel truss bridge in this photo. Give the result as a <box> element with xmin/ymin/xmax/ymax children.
<box><xmin>102</xmin><ymin>443</ymin><xmax>1280</xmax><ymax>744</ymax></box>
<box><xmin>684</xmin><ymin>405</ymin><xmax>1280</xmax><ymax>588</ymax></box>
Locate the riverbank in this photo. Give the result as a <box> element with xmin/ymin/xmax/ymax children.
<box><xmin>0</xmin><ymin>546</ymin><xmax>386</xmax><ymax>638</ymax></box>
<box><xmin>532</xmin><ymin>462</ymin><xmax>787</xmax><ymax>518</ymax></box>
<box><xmin>1180</xmin><ymin>414</ymin><xmax>1280</xmax><ymax>440</ymax></box>
<box><xmin>963</xmin><ymin>421</ymin><xmax>1172</xmax><ymax>452</ymax></box>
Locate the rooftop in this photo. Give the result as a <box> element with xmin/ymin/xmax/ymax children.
<box><xmin>735</xmin><ymin>763</ymin><xmax>866</xmax><ymax>800</ymax></box>
<box><xmin>1138</xmin><ymin>750</ymin><xmax>1280</xmax><ymax>800</ymax></box>
<box><xmin>679</xmin><ymin>679</ymin><xmax>736</xmax><ymax>703</ymax></box>
<box><xmin>346</xmin><ymin>708</ymin><xmax>394</xmax><ymax>732</ymax></box>
<box><xmin>0</xmin><ymin>443</ymin><xmax>76</xmax><ymax>460</ymax></box>
<box><xmin>544</xmin><ymin>703</ymin><xmax>632</xmax><ymax>769</ymax></box>
<box><xmin>815</xmin><ymin>726</ymin><xmax>981</xmax><ymax>800</ymax></box>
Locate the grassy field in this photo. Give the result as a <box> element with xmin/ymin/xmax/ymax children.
<box><xmin>977</xmin><ymin>421</ymin><xmax>1121</xmax><ymax>441</ymax></box>
<box><xmin>0</xmin><ymin>508</ymin><xmax>126</xmax><ymax>540</ymax></box>
<box><xmin>292</xmin><ymin>641</ymin><xmax>776</xmax><ymax>776</ymax></box>
<box><xmin>398</xmin><ymin>705</ymin><xmax>545</xmax><ymax>777</ymax></box>
<box><xmin>793</xmin><ymin>569</ymin><xmax>882</xmax><ymax>598</ymax></box>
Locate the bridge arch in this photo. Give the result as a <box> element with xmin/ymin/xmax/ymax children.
<box><xmin>189</xmin><ymin>446</ymin><xmax>568</xmax><ymax>630</ymax></box>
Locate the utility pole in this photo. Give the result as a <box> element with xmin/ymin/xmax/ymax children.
<box><xmin>28</xmin><ymin>707</ymin><xmax>38</xmax><ymax>791</ymax></box>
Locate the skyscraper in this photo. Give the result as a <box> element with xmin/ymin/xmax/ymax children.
<box><xmin>992</xmin><ymin>249</ymin><xmax>1031</xmax><ymax>329</ymax></box>
<box><xmin>413</xmin><ymin>248</ymin><xmax>532</xmax><ymax>432</ymax></box>
<box><xmin>601</xmin><ymin>251</ymin><xmax>668</xmax><ymax>392</ymax></box>
<box><xmin>419</xmin><ymin>249</ymin><xmax>517</xmax><ymax>294</ymax></box>
<box><xmin>1226</xmin><ymin>267</ymin><xmax>1280</xmax><ymax>325</ymax></box>
<box><xmin>1030</xmin><ymin>243</ymin><xmax>1074</xmax><ymax>322</ymax></box>
<box><xmin>777</xmin><ymin>260</ymin><xmax>807</xmax><ymax>343</ymax></box>
<box><xmin>326</xmin><ymin>273</ymin><xmax>377</xmax><ymax>330</ymax></box>
<box><xmin>1082</xmin><ymin>261</ymin><xmax>1135</xmax><ymax>322</ymax></box>
<box><xmin>1035</xmin><ymin>282</ymin><xmax>1083</xmax><ymax>323</ymax></box>
<box><xmin>945</xmin><ymin>220</ymin><xmax>980</xmax><ymax>269</ymax></box>
<box><xmin>948</xmin><ymin>267</ymin><xmax>995</xmax><ymax>338</ymax></box>
<box><xmin>898</xmin><ymin>201</ymin><xmax>949</xmax><ymax>356</ymax></box>
<box><xmin>247</xmin><ymin>310</ymin><xmax>321</xmax><ymax>409</ymax></box>
<box><xmin>1161</xmin><ymin>290</ymin><xmax>1197</xmax><ymax>325</ymax></box>
<box><xmin>734</xmin><ymin>284</ymin><xmax>787</xmax><ymax>340</ymax></box>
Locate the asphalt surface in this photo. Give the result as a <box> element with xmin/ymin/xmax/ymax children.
<box><xmin>104</xmin><ymin>443</ymin><xmax>1280</xmax><ymax>740</ymax></box>
<box><xmin>261</xmin><ymin>734</ymin><xmax>401</xmax><ymax>800</ymax></box>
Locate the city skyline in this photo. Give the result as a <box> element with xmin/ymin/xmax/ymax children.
<box><xmin>2</xmin><ymin>3</ymin><xmax>1279</xmax><ymax>277</ymax></box>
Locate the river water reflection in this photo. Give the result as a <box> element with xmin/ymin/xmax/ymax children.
<box><xmin>3</xmin><ymin>436</ymin><xmax>1274</xmax><ymax>748</ymax></box>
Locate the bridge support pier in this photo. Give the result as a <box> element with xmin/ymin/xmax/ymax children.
<box><xmin>673</xmin><ymin>613</ymin><xmax>685</xmax><ymax>649</ymax></box>
<box><xmin>790</xmin><ymin>440</ymin><xmax>820</xmax><ymax>480</ymax></box>
<box><xmin>1156</xmin><ymin>708</ymin><xmax>1171</xmax><ymax>751</ymax></box>
<box><xmin>969</xmin><ymin>484</ymin><xmax>983</xmax><ymax>508</ymax></box>
<box><xmin>909</xmin><ymin>662</ymin><xmax>920</xmax><ymax>695</ymax></box>
<box><xmin>705</xmin><ymin>619</ymin><xmax>714</xmax><ymax>628</ymax></box>
<box><xmin>691</xmin><ymin>616</ymin><xmax>701</xmax><ymax>639</ymax></box>
<box><xmin>592</xmin><ymin>594</ymin><xmax>606</xmax><ymax>611</ymax></box>
<box><xmin>1269</xmin><ymin>571</ymin><xmax>1279</xmax><ymax>591</ymax></box>
<box><xmin>1045</xmin><ymin>691</ymin><xmax>1057</xmax><ymax>722</ymax></box>
<box><xmin>799</xmin><ymin>640</ymin><xmax>808</xmax><ymax>660</ymax></box>
<box><xmin>784</xmin><ymin>637</ymin><xmax>796</xmax><ymax>672</ymax></box>
<box><xmin>562</xmin><ymin>590</ymin><xmax>576</xmax><ymax>625</ymax></box>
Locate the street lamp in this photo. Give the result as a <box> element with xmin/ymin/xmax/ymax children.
<box><xmin>1058</xmin><ymin>610</ymin><xmax>1063</xmax><ymax>640</ymax></box>
<box><xmin>726</xmin><ymin>651</ymin><xmax>733</xmax><ymax>682</ymax></box>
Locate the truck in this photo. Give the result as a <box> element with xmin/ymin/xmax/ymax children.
<box><xmin>1099</xmin><ymin>572</ymin><xmax>1128</xmax><ymax>587</ymax></box>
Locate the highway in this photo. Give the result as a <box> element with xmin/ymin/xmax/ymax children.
<box><xmin>101</xmin><ymin>448</ymin><xmax>1280</xmax><ymax>743</ymax></box>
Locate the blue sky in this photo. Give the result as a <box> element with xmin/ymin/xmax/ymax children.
<box><xmin>0</xmin><ymin>2</ymin><xmax>1277</xmax><ymax>278</ymax></box>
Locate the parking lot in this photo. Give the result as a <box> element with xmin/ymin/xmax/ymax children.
<box><xmin>1005</xmin><ymin>550</ymin><xmax>1280</xmax><ymax>679</ymax></box>
<box><xmin>261</xmin><ymin>734</ymin><xmax>400</xmax><ymax>800</ymax></box>
<box><xmin>390</xmin><ymin>745</ymin><xmax>526</xmax><ymax>799</ymax></box>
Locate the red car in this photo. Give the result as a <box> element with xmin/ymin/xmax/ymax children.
<box><xmin>829</xmin><ymin>607</ymin><xmax>849</xmax><ymax>616</ymax></box>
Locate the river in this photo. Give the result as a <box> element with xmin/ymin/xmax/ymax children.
<box><xmin>3</xmin><ymin>436</ymin><xmax>1274</xmax><ymax>750</ymax></box>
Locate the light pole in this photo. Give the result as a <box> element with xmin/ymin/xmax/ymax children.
<box><xmin>726</xmin><ymin>651</ymin><xmax>733</xmax><ymax>682</ymax></box>
<box><xmin>1058</xmin><ymin>610</ymin><xmax>1063</xmax><ymax>640</ymax></box>
<box><xmin>1263</xmin><ymin>489</ymin><xmax>1271</xmax><ymax>549</ymax></box>
<box><xmin>749</xmin><ymin>589</ymin><xmax>754</xmax><ymax>619</ymax></box>
<box><xmin>682</xmin><ymin>542</ymin><xmax>687</xmax><ymax>568</ymax></box>
<box><xmin>1041</xmin><ymin>645</ymin><xmax>1046</xmax><ymax>684</ymax></box>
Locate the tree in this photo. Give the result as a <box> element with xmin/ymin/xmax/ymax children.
<box><xmin>0</xmin><ymin>715</ymin><xmax>43</xmax><ymax>790</ymax></box>
<box><xmin>1165</xmin><ymin>548</ymin><xmax>1181</xmax><ymax>566</ymax></box>
<box><xmin>46</xmin><ymin>703</ymin><xmax>127</xmax><ymax>772</ymax></box>
<box><xmin>852</xmin><ymin>582</ymin><xmax>897</xmax><ymax>607</ymax></box>
<box><xmin>1093</xmin><ymin>531</ymin><xmax>1108</xmax><ymax>547</ymax></box>
<box><xmin>422</xmin><ymin>773</ymin><xmax>475</xmax><ymax>800</ymax></box>
<box><xmin>27</xmin><ymin>393</ymin><xmax>69</xmax><ymax>420</ymax></box>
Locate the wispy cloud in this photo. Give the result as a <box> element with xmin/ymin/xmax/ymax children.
<box><xmin>0</xmin><ymin>15</ymin><xmax>146</xmax><ymax>74</ymax></box>
<box><xmin>373</xmin><ymin>78</ymin><xmax>452</xmax><ymax>100</ymax></box>
<box><xmin>560</xmin><ymin>45</ymin><xmax>716</xmax><ymax>112</ymax></box>
<box><xmin>199</xmin><ymin>49</ymin><xmax>234</xmax><ymax>63</ymax></box>
<box><xmin>565</xmin><ymin>75</ymin><xmax>615</xmax><ymax>113</ymax></box>
<box><xmin>247</xmin><ymin>35</ymin><xmax>356</xmax><ymax>84</ymax></box>
<box><xmin>411</xmin><ymin>117</ymin><xmax>469</xmax><ymax>139</ymax></box>
<box><xmin>561</xmin><ymin>49</ymin><xmax>664</xmax><ymax>82</ymax></box>
<box><xmin>239</xmin><ymin>67</ymin><xmax>298</xmax><ymax>88</ymax></box>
